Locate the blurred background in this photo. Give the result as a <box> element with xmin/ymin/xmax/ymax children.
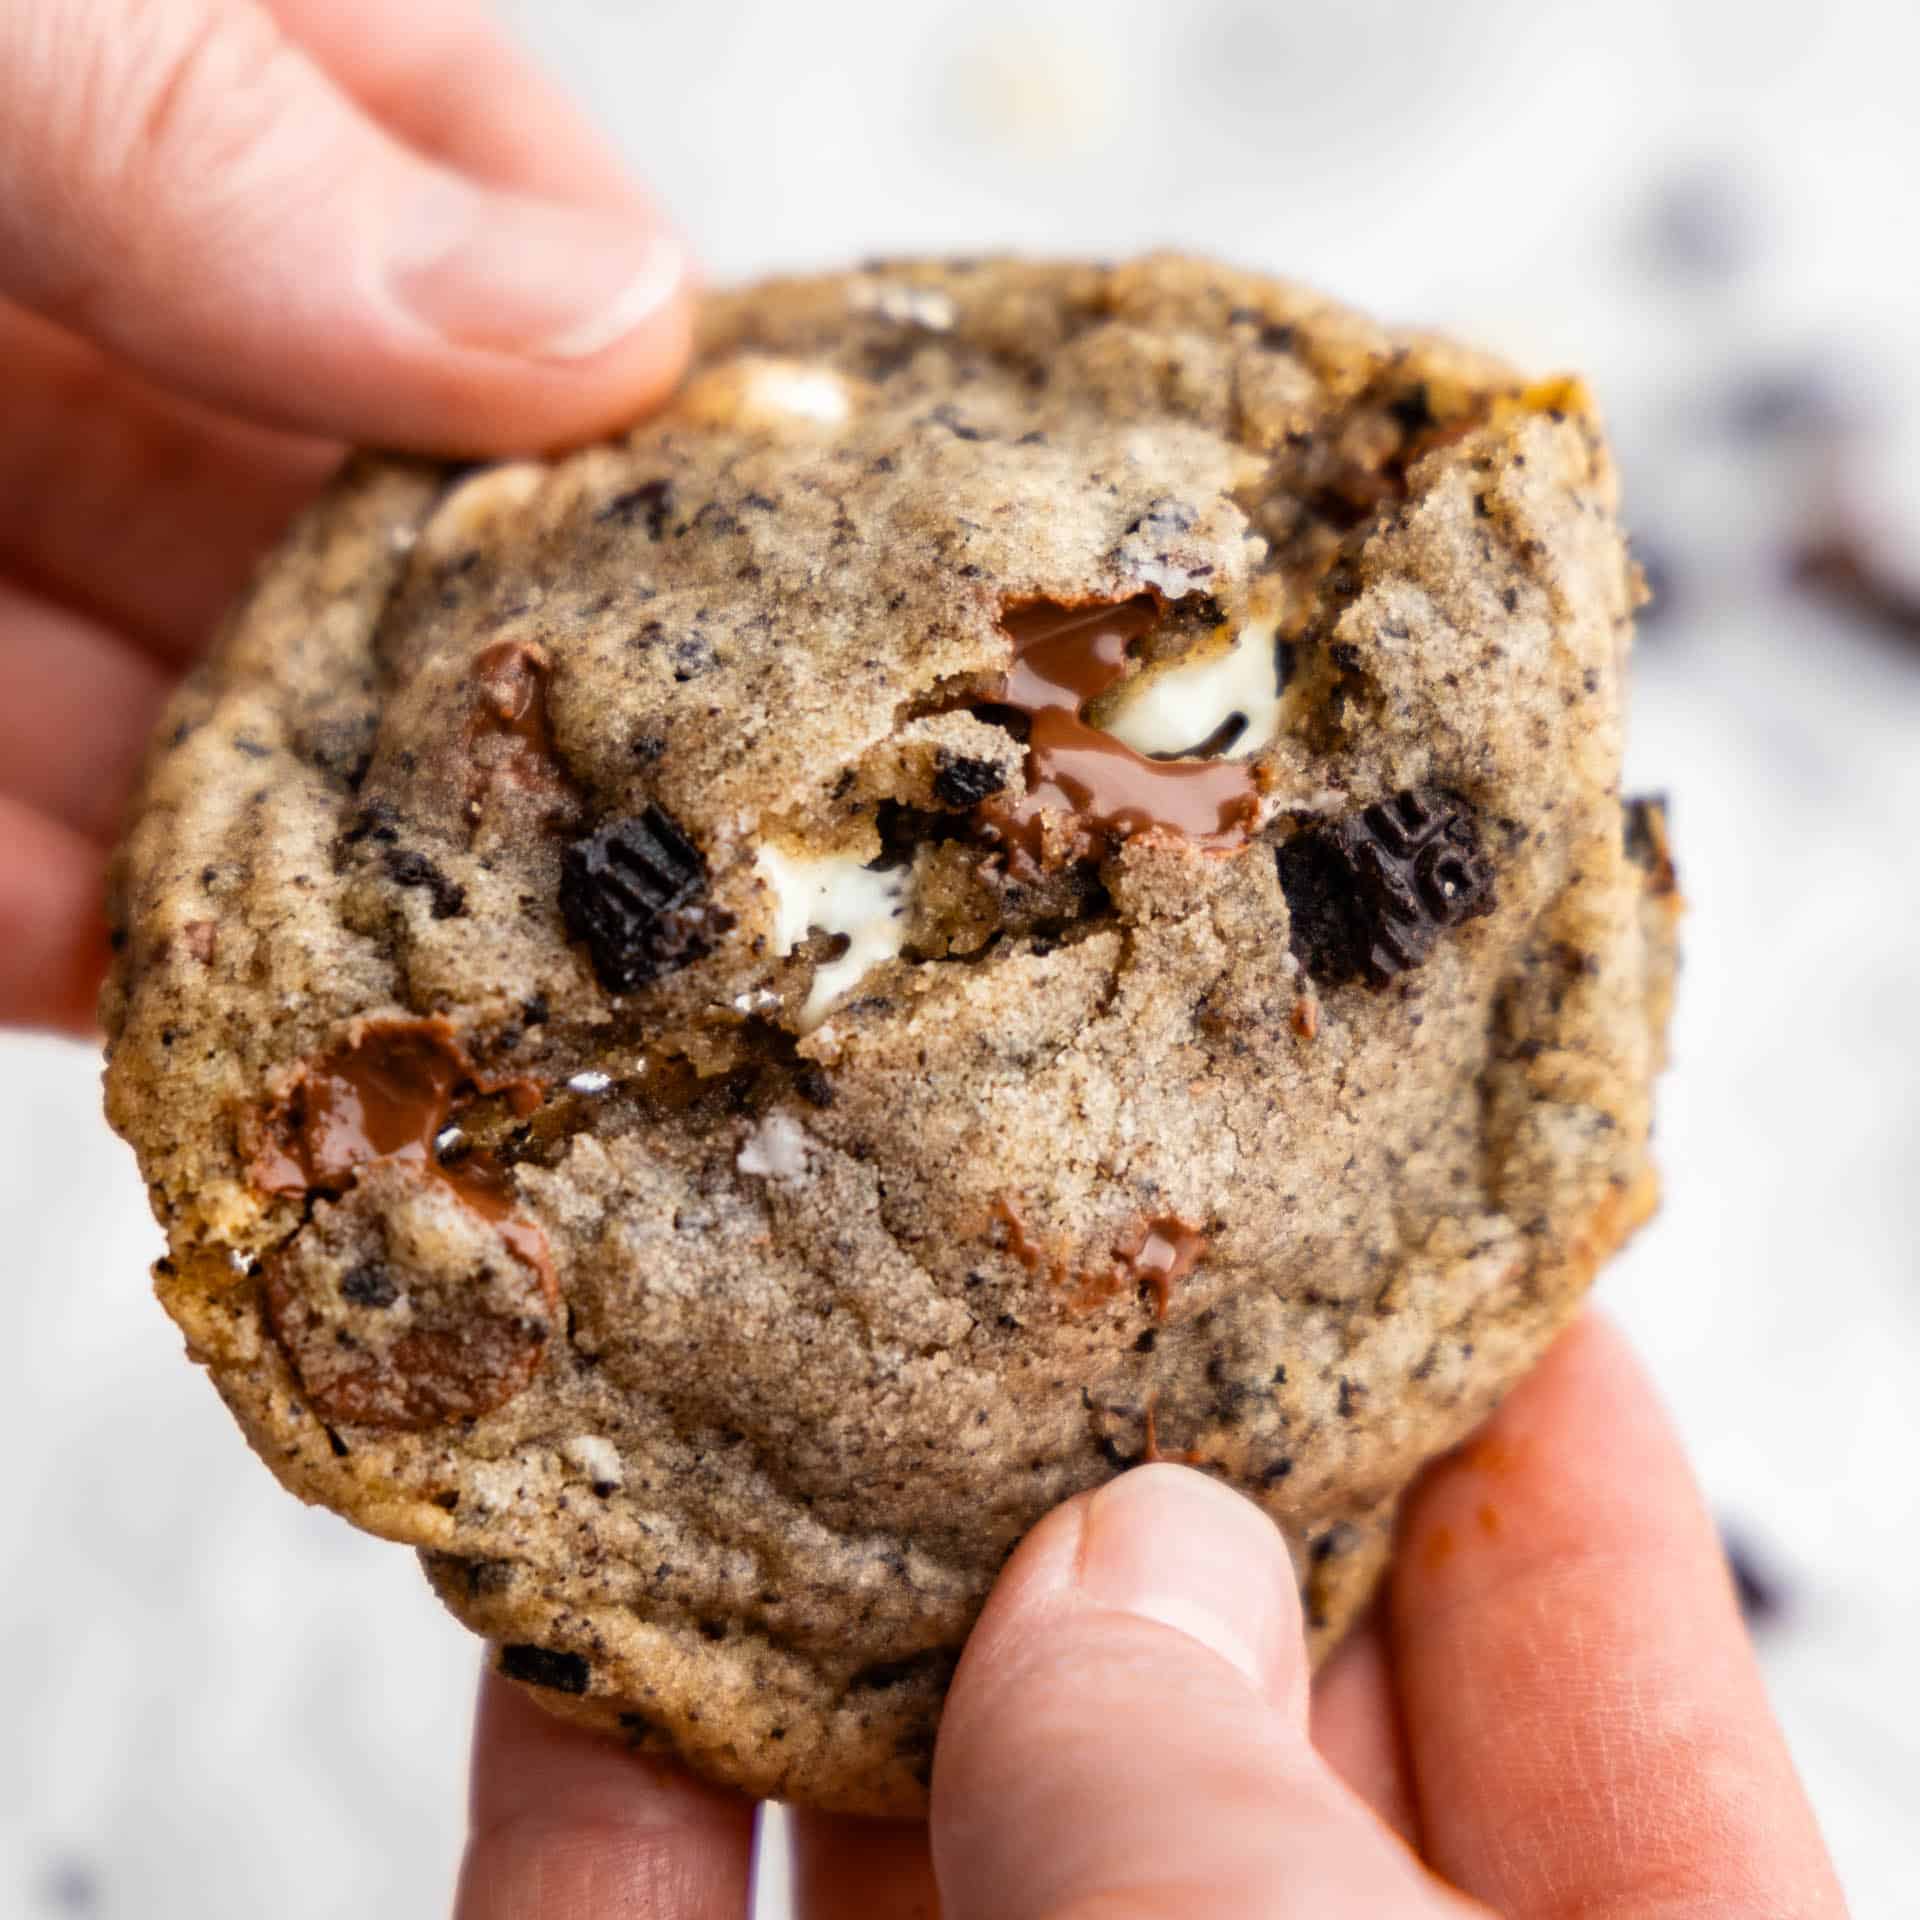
<box><xmin>5</xmin><ymin>0</ymin><xmax>1919</xmax><ymax>1912</ymax></box>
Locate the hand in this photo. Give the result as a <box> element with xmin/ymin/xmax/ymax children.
<box><xmin>0</xmin><ymin>0</ymin><xmax>693</xmax><ymax>1030</ymax></box>
<box><xmin>455</xmin><ymin>1314</ymin><xmax>1848</xmax><ymax>1918</ymax></box>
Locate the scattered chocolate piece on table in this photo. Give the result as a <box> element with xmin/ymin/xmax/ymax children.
<box><xmin>1792</xmin><ymin>527</ymin><xmax>1920</xmax><ymax>648</ymax></box>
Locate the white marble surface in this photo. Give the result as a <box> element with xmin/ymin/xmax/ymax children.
<box><xmin>6</xmin><ymin>0</ymin><xmax>1920</xmax><ymax>1912</ymax></box>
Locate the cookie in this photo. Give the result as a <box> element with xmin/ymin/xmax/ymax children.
<box><xmin>102</xmin><ymin>255</ymin><xmax>1677</xmax><ymax>1814</ymax></box>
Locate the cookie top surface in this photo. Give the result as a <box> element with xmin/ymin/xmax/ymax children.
<box><xmin>103</xmin><ymin>255</ymin><xmax>1676</xmax><ymax>1812</ymax></box>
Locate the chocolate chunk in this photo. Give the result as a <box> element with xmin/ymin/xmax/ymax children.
<box><xmin>1277</xmin><ymin>787</ymin><xmax>1496</xmax><ymax>987</ymax></box>
<box><xmin>559</xmin><ymin>806</ymin><xmax>733</xmax><ymax>993</ymax></box>
<box><xmin>931</xmin><ymin>751</ymin><xmax>1007</xmax><ymax>808</ymax></box>
<box><xmin>383</xmin><ymin>847</ymin><xmax>467</xmax><ymax>919</ymax></box>
<box><xmin>500</xmin><ymin>1644</ymin><xmax>591</xmax><ymax>1694</ymax></box>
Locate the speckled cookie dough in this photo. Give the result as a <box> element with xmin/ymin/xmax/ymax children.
<box><xmin>103</xmin><ymin>255</ymin><xmax>1677</xmax><ymax>1815</ymax></box>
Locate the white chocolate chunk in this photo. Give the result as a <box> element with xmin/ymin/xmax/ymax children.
<box><xmin>736</xmin><ymin>1111</ymin><xmax>815</xmax><ymax>1182</ymax></box>
<box><xmin>560</xmin><ymin>1435</ymin><xmax>624</xmax><ymax>1490</ymax></box>
<box><xmin>1100</xmin><ymin>618</ymin><xmax>1285</xmax><ymax>761</ymax></box>
<box><xmin>852</xmin><ymin>282</ymin><xmax>957</xmax><ymax>331</ymax></box>
<box><xmin>677</xmin><ymin>355</ymin><xmax>856</xmax><ymax>432</ymax></box>
<box><xmin>757</xmin><ymin>844</ymin><xmax>910</xmax><ymax>1027</ymax></box>
<box><xmin>417</xmin><ymin>462</ymin><xmax>545</xmax><ymax>560</ymax></box>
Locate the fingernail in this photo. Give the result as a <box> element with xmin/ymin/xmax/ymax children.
<box><xmin>387</xmin><ymin>176</ymin><xmax>684</xmax><ymax>361</ymax></box>
<box><xmin>1075</xmin><ymin>1465</ymin><xmax>1296</xmax><ymax>1692</ymax></box>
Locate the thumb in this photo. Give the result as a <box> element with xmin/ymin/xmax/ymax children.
<box><xmin>931</xmin><ymin>1465</ymin><xmax>1485</xmax><ymax>1920</ymax></box>
<box><xmin>0</xmin><ymin>0</ymin><xmax>692</xmax><ymax>454</ymax></box>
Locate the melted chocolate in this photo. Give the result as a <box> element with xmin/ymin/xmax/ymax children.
<box><xmin>977</xmin><ymin>598</ymin><xmax>1259</xmax><ymax>876</ymax></box>
<box><xmin>992</xmin><ymin>1194</ymin><xmax>1066</xmax><ymax>1288</ymax></box>
<box><xmin>1113</xmin><ymin>1215</ymin><xmax>1208</xmax><ymax>1320</ymax></box>
<box><xmin>468</xmin><ymin>641</ymin><xmax>570</xmax><ymax>809</ymax></box>
<box><xmin>250</xmin><ymin>1019</ymin><xmax>548</xmax><ymax>1276</ymax></box>
<box><xmin>993</xmin><ymin>1192</ymin><xmax>1206</xmax><ymax>1320</ymax></box>
<box><xmin>1139</xmin><ymin>1402</ymin><xmax>1205</xmax><ymax>1467</ymax></box>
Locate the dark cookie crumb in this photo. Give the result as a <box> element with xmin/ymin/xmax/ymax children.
<box><xmin>339</xmin><ymin>1262</ymin><xmax>398</xmax><ymax>1308</ymax></box>
<box><xmin>500</xmin><ymin>1644</ymin><xmax>591</xmax><ymax>1693</ymax></box>
<box><xmin>931</xmin><ymin>751</ymin><xmax>1008</xmax><ymax>808</ymax></box>
<box><xmin>383</xmin><ymin>847</ymin><xmax>468</xmax><ymax>919</ymax></box>
<box><xmin>848</xmin><ymin>1648</ymin><xmax>958</xmax><ymax>1692</ymax></box>
<box><xmin>342</xmin><ymin>800</ymin><xmax>401</xmax><ymax>847</ymax></box>
<box><xmin>600</xmin><ymin>478</ymin><xmax>675</xmax><ymax>538</ymax></box>
<box><xmin>1623</xmin><ymin>795</ymin><xmax>1678</xmax><ymax>896</ymax></box>
<box><xmin>559</xmin><ymin>806</ymin><xmax>734</xmax><ymax>994</ymax></box>
<box><xmin>793</xmin><ymin>1064</ymin><xmax>836</xmax><ymax>1108</ymax></box>
<box><xmin>1387</xmin><ymin>383</ymin><xmax>1436</xmax><ymax>434</ymax></box>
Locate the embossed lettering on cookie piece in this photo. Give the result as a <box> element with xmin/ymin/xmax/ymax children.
<box><xmin>1277</xmin><ymin>787</ymin><xmax>1496</xmax><ymax>987</ymax></box>
<box><xmin>559</xmin><ymin>805</ymin><xmax>734</xmax><ymax>993</ymax></box>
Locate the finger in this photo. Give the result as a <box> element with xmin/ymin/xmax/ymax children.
<box><xmin>1393</xmin><ymin>1315</ymin><xmax>1848</xmax><ymax>1919</ymax></box>
<box><xmin>0</xmin><ymin>581</ymin><xmax>172</xmax><ymax>839</ymax></box>
<box><xmin>791</xmin><ymin>1811</ymin><xmax>939</xmax><ymax>1919</ymax></box>
<box><xmin>455</xmin><ymin>1671</ymin><xmax>755</xmax><ymax>1920</ymax></box>
<box><xmin>0</xmin><ymin>300</ymin><xmax>337</xmax><ymax>659</ymax></box>
<box><xmin>0</xmin><ymin>0</ymin><xmax>694</xmax><ymax>455</ymax></box>
<box><xmin>1309</xmin><ymin>1606</ymin><xmax>1421</xmax><ymax>1849</ymax></box>
<box><xmin>931</xmin><ymin>1465</ymin><xmax>1485</xmax><ymax>1920</ymax></box>
<box><xmin>0</xmin><ymin>794</ymin><xmax>110</xmax><ymax>1033</ymax></box>
<box><xmin>263</xmin><ymin>0</ymin><xmax>636</xmax><ymax>202</ymax></box>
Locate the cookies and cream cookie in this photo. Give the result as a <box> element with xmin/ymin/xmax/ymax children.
<box><xmin>103</xmin><ymin>255</ymin><xmax>1676</xmax><ymax>1813</ymax></box>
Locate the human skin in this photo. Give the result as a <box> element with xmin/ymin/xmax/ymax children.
<box><xmin>0</xmin><ymin>4</ymin><xmax>1850</xmax><ymax>1915</ymax></box>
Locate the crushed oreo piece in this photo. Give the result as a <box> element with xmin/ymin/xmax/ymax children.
<box><xmin>341</xmin><ymin>800</ymin><xmax>401</xmax><ymax>847</ymax></box>
<box><xmin>931</xmin><ymin>751</ymin><xmax>1008</xmax><ymax>809</ymax></box>
<box><xmin>1387</xmin><ymin>383</ymin><xmax>1436</xmax><ymax>435</ymax></box>
<box><xmin>847</xmin><ymin>1648</ymin><xmax>957</xmax><ymax>1692</ymax></box>
<box><xmin>1277</xmin><ymin>787</ymin><xmax>1496</xmax><ymax>987</ymax></box>
<box><xmin>793</xmin><ymin>1063</ymin><xmax>836</xmax><ymax>1108</ymax></box>
<box><xmin>339</xmin><ymin>1262</ymin><xmax>399</xmax><ymax>1308</ymax></box>
<box><xmin>600</xmin><ymin>477</ymin><xmax>675</xmax><ymax>538</ymax></box>
<box><xmin>500</xmin><ymin>1644</ymin><xmax>591</xmax><ymax>1694</ymax></box>
<box><xmin>559</xmin><ymin>806</ymin><xmax>733</xmax><ymax>993</ymax></box>
<box><xmin>383</xmin><ymin>847</ymin><xmax>467</xmax><ymax>919</ymax></box>
<box><xmin>1624</xmin><ymin>795</ymin><xmax>1679</xmax><ymax>897</ymax></box>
